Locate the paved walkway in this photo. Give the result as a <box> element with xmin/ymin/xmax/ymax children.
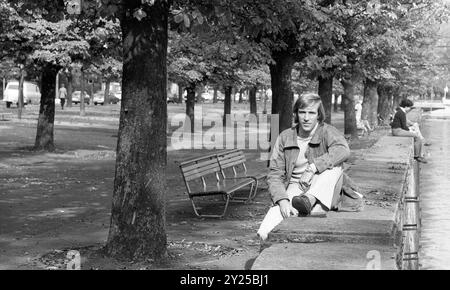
<box><xmin>419</xmin><ymin>107</ymin><xmax>450</xmax><ymax>269</ymax></box>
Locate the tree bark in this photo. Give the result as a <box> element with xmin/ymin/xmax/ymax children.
<box><xmin>238</xmin><ymin>88</ymin><xmax>243</xmax><ymax>104</ymax></box>
<box><xmin>333</xmin><ymin>94</ymin><xmax>339</xmax><ymax>112</ymax></box>
<box><xmin>105</xmin><ymin>0</ymin><xmax>169</xmax><ymax>261</ymax></box>
<box><xmin>213</xmin><ymin>87</ymin><xmax>218</xmax><ymax>104</ymax></box>
<box><xmin>178</xmin><ymin>84</ymin><xmax>183</xmax><ymax>103</ymax></box>
<box><xmin>270</xmin><ymin>51</ymin><xmax>295</xmax><ymax>133</ymax></box>
<box><xmin>80</xmin><ymin>68</ymin><xmax>86</xmax><ymax>116</ymax></box>
<box><xmin>393</xmin><ymin>87</ymin><xmax>402</xmax><ymax>110</ymax></box>
<box><xmin>318</xmin><ymin>75</ymin><xmax>333</xmax><ymax>124</ymax></box>
<box><xmin>341</xmin><ymin>78</ymin><xmax>358</xmax><ymax>137</ymax></box>
<box><xmin>362</xmin><ymin>78</ymin><xmax>378</xmax><ymax>127</ymax></box>
<box><xmin>249</xmin><ymin>85</ymin><xmax>257</xmax><ymax>114</ymax></box>
<box><xmin>340</xmin><ymin>94</ymin><xmax>345</xmax><ymax>111</ymax></box>
<box><xmin>223</xmin><ymin>85</ymin><xmax>232</xmax><ymax>126</ymax></box>
<box><xmin>67</xmin><ymin>71</ymin><xmax>73</xmax><ymax>107</ymax></box>
<box><xmin>377</xmin><ymin>84</ymin><xmax>392</xmax><ymax>126</ymax></box>
<box><xmin>104</xmin><ymin>79</ymin><xmax>111</xmax><ymax>105</ymax></box>
<box><xmin>185</xmin><ymin>83</ymin><xmax>196</xmax><ymax>133</ymax></box>
<box><xmin>34</xmin><ymin>63</ymin><xmax>60</xmax><ymax>151</ymax></box>
<box><xmin>18</xmin><ymin>68</ymin><xmax>24</xmax><ymax>119</ymax></box>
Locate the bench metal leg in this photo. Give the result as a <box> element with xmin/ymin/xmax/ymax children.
<box><xmin>189</xmin><ymin>194</ymin><xmax>231</xmax><ymax>218</ymax></box>
<box><xmin>228</xmin><ymin>183</ymin><xmax>255</xmax><ymax>203</ymax></box>
<box><xmin>250</xmin><ymin>180</ymin><xmax>259</xmax><ymax>201</ymax></box>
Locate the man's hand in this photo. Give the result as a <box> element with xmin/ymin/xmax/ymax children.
<box><xmin>278</xmin><ymin>199</ymin><xmax>298</xmax><ymax>219</ymax></box>
<box><xmin>298</xmin><ymin>164</ymin><xmax>316</xmax><ymax>191</ymax></box>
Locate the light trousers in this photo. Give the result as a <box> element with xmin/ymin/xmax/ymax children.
<box><xmin>257</xmin><ymin>167</ymin><xmax>343</xmax><ymax>240</ymax></box>
<box><xmin>392</xmin><ymin>127</ymin><xmax>422</xmax><ymax>157</ymax></box>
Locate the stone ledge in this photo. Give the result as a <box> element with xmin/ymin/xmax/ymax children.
<box><xmin>252</xmin><ymin>242</ymin><xmax>397</xmax><ymax>270</ymax></box>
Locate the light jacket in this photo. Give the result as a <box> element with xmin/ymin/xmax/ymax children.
<box><xmin>267</xmin><ymin>122</ymin><xmax>351</xmax><ymax>205</ymax></box>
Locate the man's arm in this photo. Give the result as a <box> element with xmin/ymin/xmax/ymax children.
<box><xmin>311</xmin><ymin>126</ymin><xmax>351</xmax><ymax>173</ymax></box>
<box><xmin>267</xmin><ymin>136</ymin><xmax>288</xmax><ymax>205</ymax></box>
<box><xmin>267</xmin><ymin>136</ymin><xmax>298</xmax><ymax>218</ymax></box>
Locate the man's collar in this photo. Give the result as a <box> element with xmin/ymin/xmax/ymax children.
<box><xmin>399</xmin><ymin>107</ymin><xmax>406</xmax><ymax>113</ymax></box>
<box><xmin>286</xmin><ymin>123</ymin><xmax>324</xmax><ymax>147</ymax></box>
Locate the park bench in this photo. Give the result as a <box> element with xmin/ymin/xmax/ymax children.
<box><xmin>178</xmin><ymin>153</ymin><xmax>257</xmax><ymax>218</ymax></box>
<box><xmin>178</xmin><ymin>149</ymin><xmax>268</xmax><ymax>218</ymax></box>
<box><xmin>216</xmin><ymin>149</ymin><xmax>267</xmax><ymax>202</ymax></box>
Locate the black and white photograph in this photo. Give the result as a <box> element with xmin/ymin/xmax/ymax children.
<box><xmin>1</xmin><ymin>0</ymin><xmax>450</xmax><ymax>273</ymax></box>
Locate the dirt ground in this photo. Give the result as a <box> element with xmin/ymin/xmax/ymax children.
<box><xmin>0</xmin><ymin>103</ymin><xmax>385</xmax><ymax>270</ymax></box>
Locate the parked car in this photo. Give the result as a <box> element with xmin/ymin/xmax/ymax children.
<box><xmin>216</xmin><ymin>91</ymin><xmax>225</xmax><ymax>102</ymax></box>
<box><xmin>93</xmin><ymin>91</ymin><xmax>120</xmax><ymax>105</ymax></box>
<box><xmin>3</xmin><ymin>80</ymin><xmax>41</xmax><ymax>108</ymax></box>
<box><xmin>109</xmin><ymin>82</ymin><xmax>122</xmax><ymax>100</ymax></box>
<box><xmin>167</xmin><ymin>95</ymin><xmax>181</xmax><ymax>104</ymax></box>
<box><xmin>200</xmin><ymin>92</ymin><xmax>213</xmax><ymax>102</ymax></box>
<box><xmin>71</xmin><ymin>91</ymin><xmax>90</xmax><ymax>105</ymax></box>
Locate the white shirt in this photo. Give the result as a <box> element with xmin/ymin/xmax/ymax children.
<box><xmin>289</xmin><ymin>123</ymin><xmax>318</xmax><ymax>184</ymax></box>
<box><xmin>355</xmin><ymin>102</ymin><xmax>362</xmax><ymax>122</ymax></box>
<box><xmin>59</xmin><ymin>87</ymin><xmax>67</xmax><ymax>99</ymax></box>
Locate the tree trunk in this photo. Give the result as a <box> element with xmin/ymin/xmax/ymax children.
<box><xmin>80</xmin><ymin>68</ymin><xmax>86</xmax><ymax>116</ymax></box>
<box><xmin>104</xmin><ymin>79</ymin><xmax>111</xmax><ymax>105</ymax></box>
<box><xmin>238</xmin><ymin>88</ymin><xmax>243</xmax><ymax>104</ymax></box>
<box><xmin>105</xmin><ymin>0</ymin><xmax>168</xmax><ymax>261</ymax></box>
<box><xmin>249</xmin><ymin>85</ymin><xmax>257</xmax><ymax>114</ymax></box>
<box><xmin>270</xmin><ymin>51</ymin><xmax>295</xmax><ymax>133</ymax></box>
<box><xmin>213</xmin><ymin>87</ymin><xmax>218</xmax><ymax>104</ymax></box>
<box><xmin>223</xmin><ymin>85</ymin><xmax>232</xmax><ymax>126</ymax></box>
<box><xmin>341</xmin><ymin>79</ymin><xmax>358</xmax><ymax>137</ymax></box>
<box><xmin>178</xmin><ymin>85</ymin><xmax>183</xmax><ymax>103</ymax></box>
<box><xmin>185</xmin><ymin>83</ymin><xmax>195</xmax><ymax>133</ymax></box>
<box><xmin>340</xmin><ymin>94</ymin><xmax>345</xmax><ymax>111</ymax></box>
<box><xmin>393</xmin><ymin>87</ymin><xmax>402</xmax><ymax>110</ymax></box>
<box><xmin>67</xmin><ymin>72</ymin><xmax>73</xmax><ymax>107</ymax></box>
<box><xmin>318</xmin><ymin>75</ymin><xmax>333</xmax><ymax>124</ymax></box>
<box><xmin>377</xmin><ymin>84</ymin><xmax>392</xmax><ymax>126</ymax></box>
<box><xmin>333</xmin><ymin>94</ymin><xmax>339</xmax><ymax>112</ymax></box>
<box><xmin>18</xmin><ymin>68</ymin><xmax>24</xmax><ymax>119</ymax></box>
<box><xmin>34</xmin><ymin>63</ymin><xmax>60</xmax><ymax>151</ymax></box>
<box><xmin>362</xmin><ymin>78</ymin><xmax>378</xmax><ymax>127</ymax></box>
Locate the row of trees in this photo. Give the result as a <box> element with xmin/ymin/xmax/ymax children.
<box><xmin>1</xmin><ymin>0</ymin><xmax>449</xmax><ymax>261</ymax></box>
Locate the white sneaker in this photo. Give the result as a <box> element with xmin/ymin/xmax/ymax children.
<box><xmin>257</xmin><ymin>231</ymin><xmax>268</xmax><ymax>241</ymax></box>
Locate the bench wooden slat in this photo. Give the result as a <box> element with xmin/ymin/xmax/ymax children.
<box><xmin>217</xmin><ymin>150</ymin><xmax>243</xmax><ymax>160</ymax></box>
<box><xmin>219</xmin><ymin>158</ymin><xmax>246</xmax><ymax>169</ymax></box>
<box><xmin>181</xmin><ymin>156</ymin><xmax>218</xmax><ymax>170</ymax></box>
<box><xmin>218</xmin><ymin>155</ymin><xmax>245</xmax><ymax>165</ymax></box>
<box><xmin>218</xmin><ymin>152</ymin><xmax>246</xmax><ymax>162</ymax></box>
<box><xmin>181</xmin><ymin>158</ymin><xmax>220</xmax><ymax>174</ymax></box>
<box><xmin>179</xmin><ymin>153</ymin><xmax>217</xmax><ymax>166</ymax></box>
<box><xmin>184</xmin><ymin>168</ymin><xmax>220</xmax><ymax>181</ymax></box>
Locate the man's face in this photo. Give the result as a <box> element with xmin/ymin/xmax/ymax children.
<box><xmin>297</xmin><ymin>103</ymin><xmax>320</xmax><ymax>133</ymax></box>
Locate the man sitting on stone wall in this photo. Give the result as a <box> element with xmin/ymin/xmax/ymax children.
<box><xmin>257</xmin><ymin>93</ymin><xmax>362</xmax><ymax>240</ymax></box>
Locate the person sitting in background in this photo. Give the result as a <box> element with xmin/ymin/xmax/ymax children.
<box><xmin>391</xmin><ymin>99</ymin><xmax>428</xmax><ymax>163</ymax></box>
<box><xmin>355</xmin><ymin>98</ymin><xmax>373</xmax><ymax>135</ymax></box>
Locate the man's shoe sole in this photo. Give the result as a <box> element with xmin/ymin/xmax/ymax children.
<box><xmin>292</xmin><ymin>195</ymin><xmax>312</xmax><ymax>216</ymax></box>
